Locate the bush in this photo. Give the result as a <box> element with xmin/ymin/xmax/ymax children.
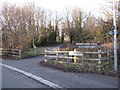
<box><xmin>21</xmin><ymin>47</ymin><xmax>45</xmax><ymax>59</ymax></box>
<box><xmin>40</xmin><ymin>60</ymin><xmax>120</xmax><ymax>77</ymax></box>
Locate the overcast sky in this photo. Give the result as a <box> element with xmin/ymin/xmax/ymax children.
<box><xmin>0</xmin><ymin>0</ymin><xmax>113</xmax><ymax>17</ymax></box>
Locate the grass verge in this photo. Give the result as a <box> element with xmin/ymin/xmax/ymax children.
<box><xmin>40</xmin><ymin>60</ymin><xmax>120</xmax><ymax>77</ymax></box>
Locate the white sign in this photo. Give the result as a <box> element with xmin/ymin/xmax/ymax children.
<box><xmin>76</xmin><ymin>43</ymin><xmax>98</xmax><ymax>46</ymax></box>
<box><xmin>78</xmin><ymin>46</ymin><xmax>98</xmax><ymax>48</ymax></box>
<box><xmin>69</xmin><ymin>51</ymin><xmax>83</xmax><ymax>56</ymax></box>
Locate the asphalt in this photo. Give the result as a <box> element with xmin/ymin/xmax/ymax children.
<box><xmin>2</xmin><ymin>67</ymin><xmax>50</xmax><ymax>88</ymax></box>
<box><xmin>2</xmin><ymin>56</ymin><xmax>119</xmax><ymax>88</ymax></box>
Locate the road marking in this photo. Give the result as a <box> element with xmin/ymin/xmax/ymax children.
<box><xmin>0</xmin><ymin>63</ymin><xmax>62</xmax><ymax>89</ymax></box>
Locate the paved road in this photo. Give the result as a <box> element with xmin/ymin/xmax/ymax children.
<box><xmin>2</xmin><ymin>67</ymin><xmax>50</xmax><ymax>88</ymax></box>
<box><xmin>2</xmin><ymin>56</ymin><xmax>119</xmax><ymax>88</ymax></box>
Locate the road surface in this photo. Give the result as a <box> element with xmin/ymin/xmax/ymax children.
<box><xmin>1</xmin><ymin>56</ymin><xmax>119</xmax><ymax>88</ymax></box>
<box><xmin>2</xmin><ymin>67</ymin><xmax>50</xmax><ymax>88</ymax></box>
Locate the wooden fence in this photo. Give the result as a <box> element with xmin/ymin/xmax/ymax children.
<box><xmin>0</xmin><ymin>48</ymin><xmax>21</xmax><ymax>59</ymax></box>
<box><xmin>75</xmin><ymin>43</ymin><xmax>113</xmax><ymax>64</ymax></box>
<box><xmin>45</xmin><ymin>43</ymin><xmax>113</xmax><ymax>64</ymax></box>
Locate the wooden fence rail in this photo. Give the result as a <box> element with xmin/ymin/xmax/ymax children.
<box><xmin>0</xmin><ymin>48</ymin><xmax>21</xmax><ymax>59</ymax></box>
<box><xmin>45</xmin><ymin>43</ymin><xmax>113</xmax><ymax>64</ymax></box>
<box><xmin>45</xmin><ymin>50</ymin><xmax>113</xmax><ymax>63</ymax></box>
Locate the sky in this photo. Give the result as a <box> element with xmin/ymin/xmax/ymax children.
<box><xmin>0</xmin><ymin>0</ymin><xmax>110</xmax><ymax>17</ymax></box>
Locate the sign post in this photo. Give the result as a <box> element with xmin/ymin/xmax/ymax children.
<box><xmin>113</xmin><ymin>0</ymin><xmax>118</xmax><ymax>71</ymax></box>
<box><xmin>69</xmin><ymin>50</ymin><xmax>83</xmax><ymax>63</ymax></box>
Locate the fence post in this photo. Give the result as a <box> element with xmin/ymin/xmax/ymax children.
<box><xmin>98</xmin><ymin>49</ymin><xmax>102</xmax><ymax>64</ymax></box>
<box><xmin>45</xmin><ymin>49</ymin><xmax>47</xmax><ymax>62</ymax></box>
<box><xmin>19</xmin><ymin>50</ymin><xmax>21</xmax><ymax>59</ymax></box>
<box><xmin>107</xmin><ymin>49</ymin><xmax>111</xmax><ymax>67</ymax></box>
<box><xmin>74</xmin><ymin>56</ymin><xmax>77</xmax><ymax>63</ymax></box>
<box><xmin>82</xmin><ymin>54</ymin><xmax>84</xmax><ymax>65</ymax></box>
<box><xmin>98</xmin><ymin>48</ymin><xmax>102</xmax><ymax>70</ymax></box>
<box><xmin>67</xmin><ymin>51</ymin><xmax>69</xmax><ymax>62</ymax></box>
<box><xmin>107</xmin><ymin>50</ymin><xmax>110</xmax><ymax>58</ymax></box>
<box><xmin>56</xmin><ymin>49</ymin><xmax>58</xmax><ymax>61</ymax></box>
<box><xmin>73</xmin><ymin>49</ymin><xmax>76</xmax><ymax>63</ymax></box>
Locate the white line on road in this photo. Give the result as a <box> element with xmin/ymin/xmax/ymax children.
<box><xmin>0</xmin><ymin>63</ymin><xmax>63</xmax><ymax>89</ymax></box>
